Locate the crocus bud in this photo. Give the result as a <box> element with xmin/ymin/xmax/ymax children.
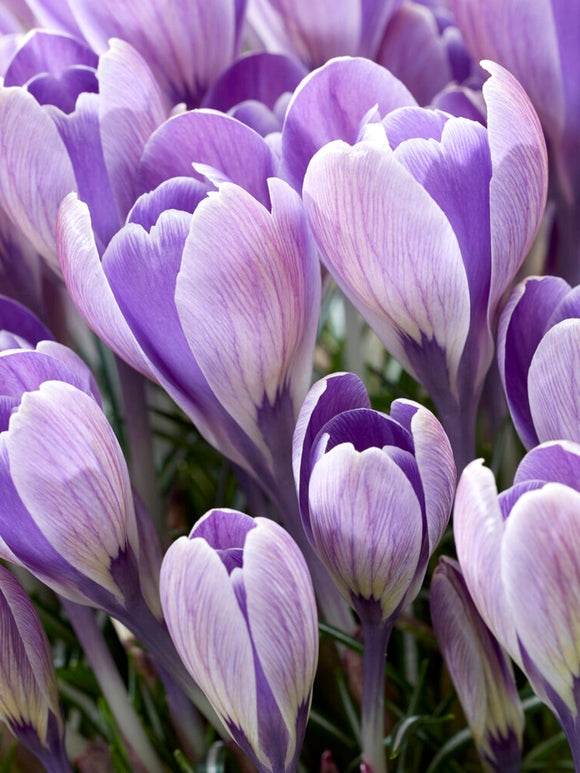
<box><xmin>293</xmin><ymin>372</ymin><xmax>455</xmax><ymax>625</ymax></box>
<box><xmin>0</xmin><ymin>565</ymin><xmax>71</xmax><ymax>771</ymax></box>
<box><xmin>431</xmin><ymin>557</ymin><xmax>524</xmax><ymax>773</ymax></box>
<box><xmin>455</xmin><ymin>441</ymin><xmax>580</xmax><ymax>768</ymax></box>
<box><xmin>160</xmin><ymin>509</ymin><xmax>319</xmax><ymax>773</ymax></box>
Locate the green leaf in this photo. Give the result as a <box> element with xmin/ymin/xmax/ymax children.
<box><xmin>390</xmin><ymin>714</ymin><xmax>454</xmax><ymax>760</ymax></box>
<box><xmin>425</xmin><ymin>727</ymin><xmax>473</xmax><ymax>773</ymax></box>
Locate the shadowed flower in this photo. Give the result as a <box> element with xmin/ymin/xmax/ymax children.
<box><xmin>431</xmin><ymin>556</ymin><xmax>523</xmax><ymax>773</ymax></box>
<box><xmin>160</xmin><ymin>509</ymin><xmax>318</xmax><ymax>773</ymax></box>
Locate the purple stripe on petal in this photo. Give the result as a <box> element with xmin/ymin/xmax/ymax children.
<box><xmin>292</xmin><ymin>372</ymin><xmax>370</xmax><ymax>536</ymax></box>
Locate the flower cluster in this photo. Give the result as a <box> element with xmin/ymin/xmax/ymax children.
<box><xmin>0</xmin><ymin>1</ymin><xmax>577</xmax><ymax>772</ymax></box>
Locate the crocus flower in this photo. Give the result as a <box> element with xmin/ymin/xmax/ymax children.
<box><xmin>0</xmin><ymin>565</ymin><xmax>72</xmax><ymax>772</ymax></box>
<box><xmin>0</xmin><ymin>29</ymin><xmax>166</xmax><ymax>266</ymax></box>
<box><xmin>449</xmin><ymin>0</ymin><xmax>580</xmax><ymax>283</ymax></box>
<box><xmin>27</xmin><ymin>0</ymin><xmax>248</xmax><ymax>108</ymax></box>
<box><xmin>160</xmin><ymin>508</ymin><xmax>319</xmax><ymax>773</ymax></box>
<box><xmin>431</xmin><ymin>557</ymin><xmax>524</xmax><ymax>773</ymax></box>
<box><xmin>455</xmin><ymin>441</ymin><xmax>580</xmax><ymax>767</ymax></box>
<box><xmin>247</xmin><ymin>0</ymin><xmax>403</xmax><ymax>69</ymax></box>
<box><xmin>303</xmin><ymin>60</ymin><xmax>548</xmax><ymax>470</ymax></box>
<box><xmin>293</xmin><ymin>372</ymin><xmax>455</xmax><ymax>772</ymax></box>
<box><xmin>498</xmin><ymin>275</ymin><xmax>580</xmax><ymax>448</ymax></box>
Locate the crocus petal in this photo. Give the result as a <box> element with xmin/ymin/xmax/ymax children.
<box><xmin>98</xmin><ymin>38</ymin><xmax>167</xmax><ymax>221</ymax></box>
<box><xmin>292</xmin><ymin>372</ymin><xmax>370</xmax><ymax>537</ymax></box>
<box><xmin>503</xmin><ymin>484</ymin><xmax>580</xmax><ymax>713</ymax></box>
<box><xmin>244</xmin><ymin>519</ymin><xmax>318</xmax><ymax>768</ymax></box>
<box><xmin>127</xmin><ymin>177</ymin><xmax>208</xmax><ymax>230</ymax></box>
<box><xmin>138</xmin><ymin>110</ymin><xmax>277</xmax><ymax>207</ymax></box>
<box><xmin>3</xmin><ymin>29</ymin><xmax>97</xmax><ymax>85</ymax></box>
<box><xmin>515</xmin><ymin>441</ymin><xmax>580</xmax><ymax>492</ymax></box>
<box><xmin>0</xmin><ymin>87</ymin><xmax>76</xmax><ymax>265</ymax></box>
<box><xmin>282</xmin><ymin>56</ymin><xmax>416</xmax><ymax>189</ymax></box>
<box><xmin>528</xmin><ymin>320</ymin><xmax>580</xmax><ymax>443</ymax></box>
<box><xmin>0</xmin><ymin>296</ymin><xmax>52</xmax><ymax>346</ymax></box>
<box><xmin>454</xmin><ymin>460</ymin><xmax>520</xmax><ymax>663</ymax></box>
<box><xmin>67</xmin><ymin>0</ymin><xmax>243</xmax><ymax>107</ymax></box>
<box><xmin>483</xmin><ymin>61</ymin><xmax>549</xmax><ymax>322</ymax></box>
<box><xmin>57</xmin><ymin>193</ymin><xmax>155</xmax><ymax>376</ymax></box>
<box><xmin>160</xmin><ymin>535</ymin><xmax>259</xmax><ymax>746</ymax></box>
<box><xmin>497</xmin><ymin>276</ymin><xmax>571</xmax><ymax>450</ymax></box>
<box><xmin>308</xmin><ymin>443</ymin><xmax>423</xmax><ymax>619</ymax></box>
<box><xmin>7</xmin><ymin>381</ymin><xmax>138</xmax><ymax>600</ymax></box>
<box><xmin>303</xmin><ymin>134</ymin><xmax>471</xmax><ymax>396</ymax></box>
<box><xmin>176</xmin><ymin>178</ymin><xmax>319</xmax><ymax>466</ymax></box>
<box><xmin>391</xmin><ymin>399</ymin><xmax>455</xmax><ymax>551</ymax></box>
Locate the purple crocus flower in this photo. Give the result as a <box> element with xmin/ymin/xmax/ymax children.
<box><xmin>431</xmin><ymin>557</ymin><xmax>524</xmax><ymax>773</ymax></box>
<box><xmin>0</xmin><ymin>29</ymin><xmax>166</xmax><ymax>266</ymax></box>
<box><xmin>455</xmin><ymin>441</ymin><xmax>580</xmax><ymax>767</ymax></box>
<box><xmin>498</xmin><ymin>275</ymin><xmax>580</xmax><ymax>448</ymax></box>
<box><xmin>0</xmin><ymin>565</ymin><xmax>72</xmax><ymax>772</ymax></box>
<box><xmin>27</xmin><ymin>0</ymin><xmax>248</xmax><ymax>108</ymax></box>
<box><xmin>450</xmin><ymin>0</ymin><xmax>580</xmax><ymax>283</ymax></box>
<box><xmin>302</xmin><ymin>61</ymin><xmax>548</xmax><ymax>470</ymax></box>
<box><xmin>160</xmin><ymin>508</ymin><xmax>319</xmax><ymax>773</ymax></box>
<box><xmin>293</xmin><ymin>372</ymin><xmax>455</xmax><ymax>772</ymax></box>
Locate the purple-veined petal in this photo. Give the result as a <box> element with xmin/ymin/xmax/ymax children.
<box><xmin>454</xmin><ymin>460</ymin><xmax>520</xmax><ymax>663</ymax></box>
<box><xmin>127</xmin><ymin>177</ymin><xmax>209</xmax><ymax>230</ymax></box>
<box><xmin>292</xmin><ymin>372</ymin><xmax>370</xmax><ymax>537</ymax></box>
<box><xmin>7</xmin><ymin>381</ymin><xmax>138</xmax><ymax>600</ymax></box>
<box><xmin>0</xmin><ymin>87</ymin><xmax>76</xmax><ymax>265</ymax></box>
<box><xmin>483</xmin><ymin>61</ymin><xmax>549</xmax><ymax>324</ymax></box>
<box><xmin>34</xmin><ymin>341</ymin><xmax>101</xmax><ymax>403</ymax></box>
<box><xmin>382</xmin><ymin>105</ymin><xmax>449</xmax><ymax>149</ymax></box>
<box><xmin>25</xmin><ymin>0</ymin><xmax>84</xmax><ymax>39</ymax></box>
<box><xmin>57</xmin><ymin>194</ymin><xmax>156</xmax><ymax>376</ymax></box>
<box><xmin>176</xmin><ymin>178</ymin><xmax>320</xmax><ymax>467</ymax></box>
<box><xmin>391</xmin><ymin>399</ymin><xmax>455</xmax><ymax>552</ymax></box>
<box><xmin>244</xmin><ymin>518</ymin><xmax>318</xmax><ymax>769</ymax></box>
<box><xmin>430</xmin><ymin>557</ymin><xmax>524</xmax><ymax>770</ymax></box>
<box><xmin>0</xmin><ymin>564</ymin><xmax>64</xmax><ymax>746</ymax></box>
<box><xmin>528</xmin><ymin>320</ymin><xmax>580</xmax><ymax>443</ymax></box>
<box><xmin>497</xmin><ymin>275</ymin><xmax>571</xmax><ymax>450</ymax></box>
<box><xmin>308</xmin><ymin>443</ymin><xmax>424</xmax><ymax>620</ymax></box>
<box><xmin>303</xmin><ymin>134</ymin><xmax>471</xmax><ymax>396</ymax></box>
<box><xmin>49</xmin><ymin>91</ymin><xmax>119</xmax><ymax>249</ymax></box>
<box><xmin>138</xmin><ymin>110</ymin><xmax>276</xmax><ymax>207</ymax></box>
<box><xmin>503</xmin><ymin>483</ymin><xmax>580</xmax><ymax>713</ymax></box>
<box><xmin>67</xmin><ymin>0</ymin><xmax>243</xmax><ymax>107</ymax></box>
<box><xmin>160</xmin><ymin>536</ymin><xmax>259</xmax><ymax>751</ymax></box>
<box><xmin>282</xmin><ymin>56</ymin><xmax>416</xmax><ymax>190</ymax></box>
<box><xmin>515</xmin><ymin>441</ymin><xmax>580</xmax><ymax>492</ymax></box>
<box><xmin>98</xmin><ymin>38</ymin><xmax>167</xmax><ymax>222</ymax></box>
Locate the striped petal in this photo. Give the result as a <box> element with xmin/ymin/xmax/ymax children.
<box><xmin>7</xmin><ymin>381</ymin><xmax>138</xmax><ymax>601</ymax></box>
<box><xmin>176</xmin><ymin>178</ymin><xmax>320</xmax><ymax>467</ymax></box>
<box><xmin>308</xmin><ymin>443</ymin><xmax>423</xmax><ymax>620</ymax></box>
<box><xmin>528</xmin><ymin>320</ymin><xmax>580</xmax><ymax>443</ymax></box>
<box><xmin>303</xmin><ymin>133</ymin><xmax>471</xmax><ymax>397</ymax></box>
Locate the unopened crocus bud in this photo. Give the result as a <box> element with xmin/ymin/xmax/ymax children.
<box><xmin>431</xmin><ymin>557</ymin><xmax>523</xmax><ymax>773</ymax></box>
<box><xmin>160</xmin><ymin>509</ymin><xmax>319</xmax><ymax>773</ymax></box>
<box><xmin>0</xmin><ymin>565</ymin><xmax>72</xmax><ymax>772</ymax></box>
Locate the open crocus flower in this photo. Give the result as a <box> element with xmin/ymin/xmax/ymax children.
<box><xmin>27</xmin><ymin>0</ymin><xmax>247</xmax><ymax>108</ymax></box>
<box><xmin>0</xmin><ymin>565</ymin><xmax>72</xmax><ymax>772</ymax></box>
<box><xmin>0</xmin><ymin>29</ymin><xmax>166</xmax><ymax>266</ymax></box>
<box><xmin>498</xmin><ymin>275</ymin><xmax>580</xmax><ymax>448</ymax></box>
<box><xmin>455</xmin><ymin>441</ymin><xmax>580</xmax><ymax>767</ymax></box>
<box><xmin>450</xmin><ymin>0</ymin><xmax>580</xmax><ymax>283</ymax></box>
<box><xmin>431</xmin><ymin>557</ymin><xmax>524</xmax><ymax>773</ymax></box>
<box><xmin>303</xmin><ymin>61</ymin><xmax>548</xmax><ymax>470</ymax></box>
<box><xmin>160</xmin><ymin>509</ymin><xmax>319</xmax><ymax>773</ymax></box>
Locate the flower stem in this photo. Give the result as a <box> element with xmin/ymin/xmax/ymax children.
<box><xmin>360</xmin><ymin>621</ymin><xmax>392</xmax><ymax>773</ymax></box>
